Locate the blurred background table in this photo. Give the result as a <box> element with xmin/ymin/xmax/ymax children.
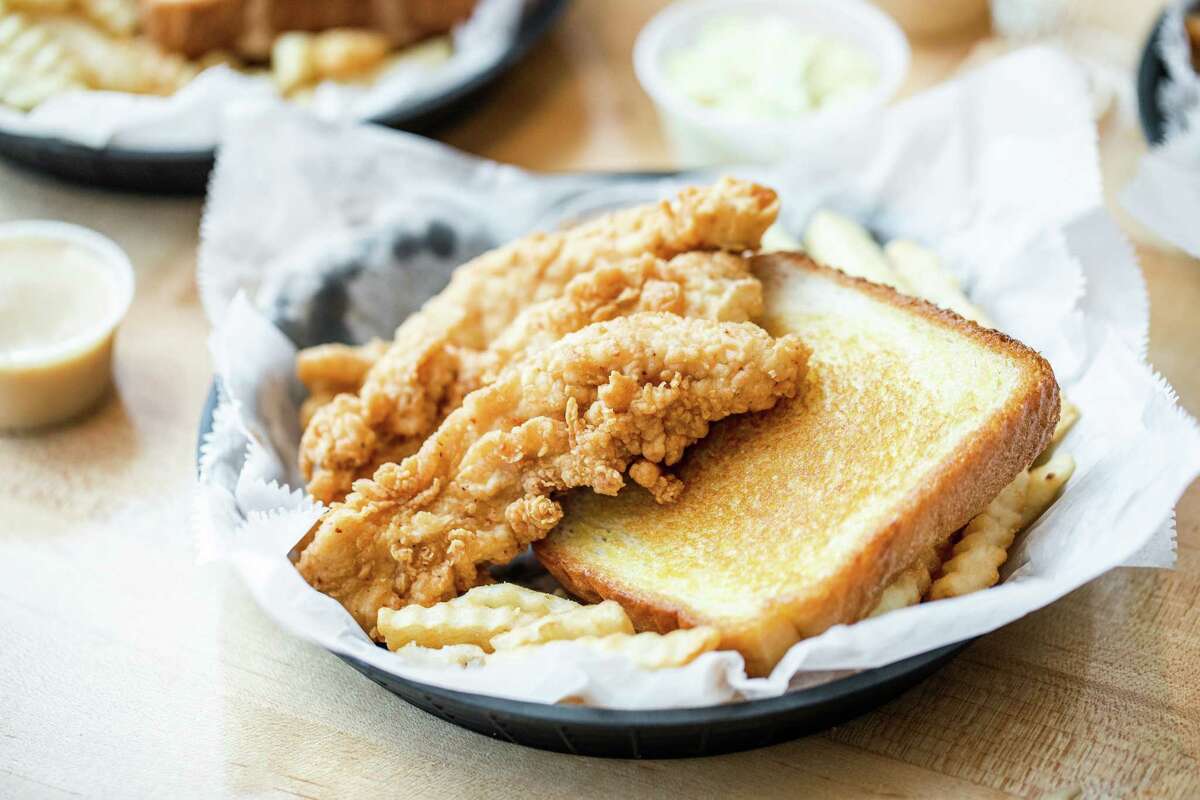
<box><xmin>1</xmin><ymin>1</ymin><xmax>1196</xmax><ymax>797</ymax></box>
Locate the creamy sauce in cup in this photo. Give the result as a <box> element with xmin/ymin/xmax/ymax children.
<box><xmin>0</xmin><ymin>238</ymin><xmax>119</xmax><ymax>357</ymax></box>
<box><xmin>664</xmin><ymin>15</ymin><xmax>879</xmax><ymax>122</ymax></box>
<box><xmin>0</xmin><ymin>225</ymin><xmax>133</xmax><ymax>430</ymax></box>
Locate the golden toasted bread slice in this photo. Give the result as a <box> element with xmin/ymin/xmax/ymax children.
<box><xmin>535</xmin><ymin>253</ymin><xmax>1060</xmax><ymax>677</ymax></box>
<box><xmin>140</xmin><ymin>0</ymin><xmax>244</xmax><ymax>58</ymax></box>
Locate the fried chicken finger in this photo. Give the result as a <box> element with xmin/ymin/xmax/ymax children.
<box><xmin>296</xmin><ymin>178</ymin><xmax>779</xmax><ymax>500</ymax></box>
<box><xmin>301</xmin><ymin>248</ymin><xmax>765</xmax><ymax>504</ymax></box>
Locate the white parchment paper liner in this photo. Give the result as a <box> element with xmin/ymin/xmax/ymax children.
<box><xmin>0</xmin><ymin>0</ymin><xmax>521</xmax><ymax>150</ymax></box>
<box><xmin>194</xmin><ymin>47</ymin><xmax>1200</xmax><ymax>709</ymax></box>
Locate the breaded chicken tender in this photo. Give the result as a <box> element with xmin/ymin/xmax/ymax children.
<box><xmin>476</xmin><ymin>251</ymin><xmax>762</xmax><ymax>385</ymax></box>
<box><xmin>297</xmin><ymin>178</ymin><xmax>779</xmax><ymax>504</ymax></box>
<box><xmin>297</xmin><ymin>313</ymin><xmax>809</xmax><ymax>635</ymax></box>
<box><xmin>296</xmin><ymin>340</ymin><xmax>389</xmax><ymax>427</ymax></box>
<box><xmin>301</xmin><ymin>247</ymin><xmax>770</xmax><ymax>504</ymax></box>
<box><xmin>299</xmin><ymin>251</ymin><xmax>762</xmax><ymax>503</ymax></box>
<box><xmin>300</xmin><ymin>334</ymin><xmax>468</xmax><ymax>504</ymax></box>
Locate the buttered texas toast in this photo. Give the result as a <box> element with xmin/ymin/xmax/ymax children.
<box><xmin>535</xmin><ymin>253</ymin><xmax>1060</xmax><ymax>677</ymax></box>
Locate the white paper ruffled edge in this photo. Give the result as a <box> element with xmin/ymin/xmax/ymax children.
<box><xmin>194</xmin><ymin>47</ymin><xmax>1200</xmax><ymax>708</ymax></box>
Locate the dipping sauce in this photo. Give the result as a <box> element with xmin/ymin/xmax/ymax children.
<box><xmin>0</xmin><ymin>238</ymin><xmax>119</xmax><ymax>357</ymax></box>
<box><xmin>665</xmin><ymin>16</ymin><xmax>879</xmax><ymax>121</ymax></box>
<box><xmin>0</xmin><ymin>225</ymin><xmax>133</xmax><ymax>430</ymax></box>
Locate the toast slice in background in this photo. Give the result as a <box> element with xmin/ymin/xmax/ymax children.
<box><xmin>140</xmin><ymin>0</ymin><xmax>245</xmax><ymax>58</ymax></box>
<box><xmin>141</xmin><ymin>0</ymin><xmax>476</xmax><ymax>59</ymax></box>
<box><xmin>535</xmin><ymin>253</ymin><xmax>1060</xmax><ymax>677</ymax></box>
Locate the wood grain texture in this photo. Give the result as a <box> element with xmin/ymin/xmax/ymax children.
<box><xmin>1</xmin><ymin>1</ymin><xmax>1197</xmax><ymax>797</ymax></box>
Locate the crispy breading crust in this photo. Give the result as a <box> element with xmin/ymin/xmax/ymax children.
<box><xmin>296</xmin><ymin>177</ymin><xmax>777</xmax><ymax>397</ymax></box>
<box><xmin>536</xmin><ymin>253</ymin><xmax>1060</xmax><ymax>676</ymax></box>
<box><xmin>300</xmin><ymin>235</ymin><xmax>771</xmax><ymax>504</ymax></box>
<box><xmin>297</xmin><ymin>312</ymin><xmax>809</xmax><ymax>636</ymax></box>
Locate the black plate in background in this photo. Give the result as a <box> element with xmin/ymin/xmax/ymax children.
<box><xmin>196</xmin><ymin>383</ymin><xmax>971</xmax><ymax>759</ymax></box>
<box><xmin>1137</xmin><ymin>12</ymin><xmax>1170</xmax><ymax>145</ymax></box>
<box><xmin>0</xmin><ymin>0</ymin><xmax>570</xmax><ymax>194</ymax></box>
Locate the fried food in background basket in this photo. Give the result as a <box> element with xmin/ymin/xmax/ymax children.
<box><xmin>0</xmin><ymin>0</ymin><xmax>472</xmax><ymax>110</ymax></box>
<box><xmin>141</xmin><ymin>0</ymin><xmax>475</xmax><ymax>59</ymax></box>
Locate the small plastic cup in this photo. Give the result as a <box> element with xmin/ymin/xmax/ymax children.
<box><xmin>0</xmin><ymin>221</ymin><xmax>134</xmax><ymax>430</ymax></box>
<box><xmin>634</xmin><ymin>0</ymin><xmax>911</xmax><ymax>166</ymax></box>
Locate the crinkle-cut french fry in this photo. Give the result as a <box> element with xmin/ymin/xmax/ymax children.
<box><xmin>490</xmin><ymin>600</ymin><xmax>633</xmax><ymax>651</ymax></box>
<box><xmin>78</xmin><ymin>0</ymin><xmax>136</xmax><ymax>36</ymax></box>
<box><xmin>494</xmin><ymin>627</ymin><xmax>722</xmax><ymax>670</ymax></box>
<box><xmin>271</xmin><ymin>31</ymin><xmax>314</xmax><ymax>93</ymax></box>
<box><xmin>584</xmin><ymin>627</ymin><xmax>721</xmax><ymax>669</ymax></box>
<box><xmin>272</xmin><ymin>28</ymin><xmax>389</xmax><ymax>94</ymax></box>
<box><xmin>803</xmin><ymin>209</ymin><xmax>909</xmax><ymax>290</ymax></box>
<box><xmin>577</xmin><ymin>627</ymin><xmax>721</xmax><ymax>669</ymax></box>
<box><xmin>392</xmin><ymin>643</ymin><xmax>486</xmax><ymax>668</ymax></box>
<box><xmin>923</xmin><ymin>450</ymin><xmax>1074</xmax><ymax>603</ymax></box>
<box><xmin>0</xmin><ymin>66</ymin><xmax>78</xmax><ymax>108</ymax></box>
<box><xmin>1021</xmin><ymin>452</ymin><xmax>1074</xmax><ymax>529</ymax></box>
<box><xmin>0</xmin><ymin>11</ymin><xmax>85</xmax><ymax>109</ymax></box>
<box><xmin>377</xmin><ymin>603</ymin><xmax>525</xmax><ymax>651</ymax></box>
<box><xmin>868</xmin><ymin>546</ymin><xmax>943</xmax><ymax>617</ymax></box>
<box><xmin>1049</xmin><ymin>401</ymin><xmax>1080</xmax><ymax>449</ymax></box>
<box><xmin>37</xmin><ymin>15</ymin><xmax>193</xmax><ymax>93</ymax></box>
<box><xmin>456</xmin><ymin>583</ymin><xmax>579</xmax><ymax>616</ymax></box>
<box><xmin>104</xmin><ymin>39</ymin><xmax>193</xmax><ymax>92</ymax></box>
<box><xmin>310</xmin><ymin>28</ymin><xmax>388</xmax><ymax>79</ymax></box>
<box><xmin>331</xmin><ymin>36</ymin><xmax>449</xmax><ymax>89</ymax></box>
<box><xmin>869</xmin><ymin>563</ymin><xmax>933</xmax><ymax>617</ymax></box>
<box><xmin>884</xmin><ymin>239</ymin><xmax>992</xmax><ymax>326</ymax></box>
<box><xmin>928</xmin><ymin>471</ymin><xmax>1029</xmax><ymax>601</ymax></box>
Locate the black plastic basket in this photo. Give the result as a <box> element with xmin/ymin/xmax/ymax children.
<box><xmin>0</xmin><ymin>0</ymin><xmax>570</xmax><ymax>194</ymax></box>
<box><xmin>1136</xmin><ymin>12</ymin><xmax>1170</xmax><ymax>146</ymax></box>
<box><xmin>196</xmin><ymin>384</ymin><xmax>971</xmax><ymax>758</ymax></box>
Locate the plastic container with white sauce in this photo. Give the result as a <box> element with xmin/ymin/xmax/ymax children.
<box><xmin>0</xmin><ymin>221</ymin><xmax>134</xmax><ymax>430</ymax></box>
<box><xmin>634</xmin><ymin>0</ymin><xmax>910</xmax><ymax>165</ymax></box>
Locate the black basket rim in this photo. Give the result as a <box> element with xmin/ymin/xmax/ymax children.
<box><xmin>1136</xmin><ymin>11</ymin><xmax>1169</xmax><ymax>146</ymax></box>
<box><xmin>196</xmin><ymin>381</ymin><xmax>972</xmax><ymax>725</ymax></box>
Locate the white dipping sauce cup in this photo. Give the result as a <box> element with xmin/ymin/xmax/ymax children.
<box><xmin>634</xmin><ymin>0</ymin><xmax>911</xmax><ymax>166</ymax></box>
<box><xmin>0</xmin><ymin>221</ymin><xmax>134</xmax><ymax>430</ymax></box>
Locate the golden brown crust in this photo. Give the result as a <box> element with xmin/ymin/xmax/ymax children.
<box><xmin>537</xmin><ymin>253</ymin><xmax>1061</xmax><ymax>677</ymax></box>
<box><xmin>298</xmin><ymin>180</ymin><xmax>780</xmax><ymax>505</ymax></box>
<box><xmin>140</xmin><ymin>0</ymin><xmax>244</xmax><ymax>58</ymax></box>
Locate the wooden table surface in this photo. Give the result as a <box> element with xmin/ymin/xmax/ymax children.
<box><xmin>1</xmin><ymin>2</ymin><xmax>1197</xmax><ymax>797</ymax></box>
